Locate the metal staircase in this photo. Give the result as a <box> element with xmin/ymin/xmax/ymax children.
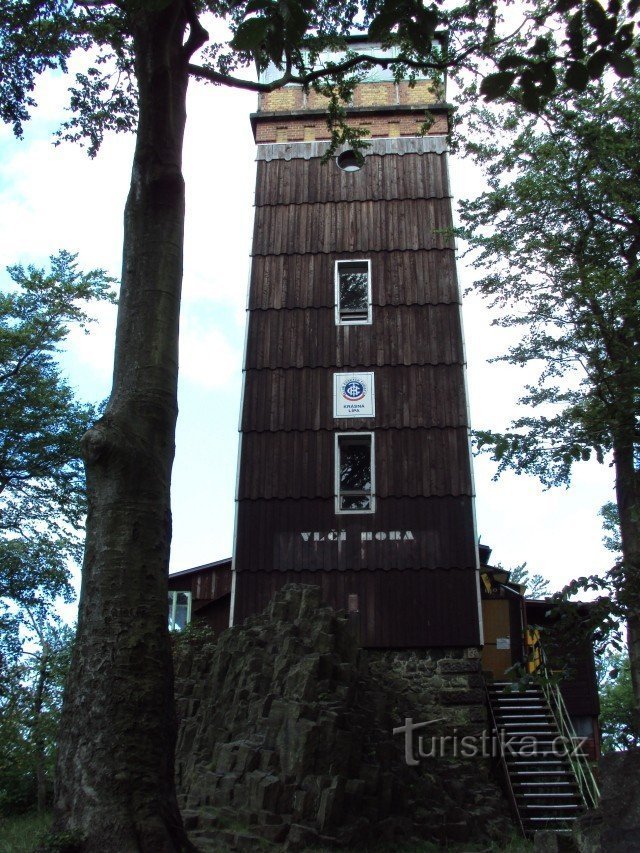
<box><xmin>486</xmin><ymin>681</ymin><xmax>598</xmax><ymax>836</ymax></box>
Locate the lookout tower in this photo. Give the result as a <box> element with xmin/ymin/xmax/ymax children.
<box><xmin>231</xmin><ymin>42</ymin><xmax>483</xmax><ymax>649</ymax></box>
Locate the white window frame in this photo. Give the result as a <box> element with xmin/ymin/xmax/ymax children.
<box><xmin>335</xmin><ymin>259</ymin><xmax>372</xmax><ymax>325</ymax></box>
<box><xmin>168</xmin><ymin>590</ymin><xmax>192</xmax><ymax>630</ymax></box>
<box><xmin>335</xmin><ymin>431</ymin><xmax>375</xmax><ymax>514</ymax></box>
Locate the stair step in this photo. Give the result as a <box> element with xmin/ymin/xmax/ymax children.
<box><xmin>518</xmin><ymin>793</ymin><xmax>580</xmax><ymax>799</ymax></box>
<box><xmin>490</xmin><ymin>690</ymin><xmax>544</xmax><ymax>695</ymax></box>
<box><xmin>501</xmin><ymin>735</ymin><xmax>561</xmax><ymax>741</ymax></box>
<box><xmin>485</xmin><ymin>674</ymin><xmax>594</xmax><ymax>830</ymax></box>
<box><xmin>496</xmin><ymin>708</ymin><xmax>552</xmax><ymax>720</ymax></box>
<box><xmin>499</xmin><ymin>728</ymin><xmax>558</xmax><ymax>733</ymax></box>
<box><xmin>489</xmin><ymin>689</ymin><xmax>544</xmax><ymax>694</ymax></box>
<box><xmin>524</xmin><ymin>816</ymin><xmax>579</xmax><ymax>823</ymax></box>
<box><xmin>506</xmin><ymin>758</ymin><xmax>566</xmax><ymax>764</ymax></box>
<box><xmin>510</xmin><ymin>770</ymin><xmax>572</xmax><ymax>775</ymax></box>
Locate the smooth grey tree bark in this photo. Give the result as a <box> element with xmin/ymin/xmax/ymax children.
<box><xmin>53</xmin><ymin>5</ymin><xmax>202</xmax><ymax>849</ymax></box>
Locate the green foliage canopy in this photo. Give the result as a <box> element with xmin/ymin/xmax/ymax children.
<box><xmin>0</xmin><ymin>251</ymin><xmax>115</xmax><ymax>643</ymax></box>
<box><xmin>0</xmin><ymin>619</ymin><xmax>73</xmax><ymax>815</ymax></box>
<box><xmin>459</xmin><ymin>75</ymin><xmax>640</xmax><ymax>487</ymax></box>
<box><xmin>1</xmin><ymin>251</ymin><xmax>114</xmax><ymax>543</ymax></box>
<box><xmin>509</xmin><ymin>563</ymin><xmax>551</xmax><ymax>599</ymax></box>
<box><xmin>1</xmin><ymin>0</ymin><xmax>638</xmax><ymax>160</ymax></box>
<box><xmin>0</xmin><ymin>253</ymin><xmax>113</xmax><ymax>816</ymax></box>
<box><xmin>458</xmin><ymin>73</ymin><xmax>640</xmax><ymax>711</ymax></box>
<box><xmin>598</xmin><ymin>651</ymin><xmax>640</xmax><ymax>751</ymax></box>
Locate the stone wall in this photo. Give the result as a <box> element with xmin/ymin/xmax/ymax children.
<box><xmin>174</xmin><ymin>584</ymin><xmax>513</xmax><ymax>849</ymax></box>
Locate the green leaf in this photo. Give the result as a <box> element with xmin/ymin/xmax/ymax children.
<box><xmin>585</xmin><ymin>0</ymin><xmax>610</xmax><ymax>32</ymax></box>
<box><xmin>498</xmin><ymin>54</ymin><xmax>529</xmax><ymax>71</ymax></box>
<box><xmin>480</xmin><ymin>71</ymin><xmax>517</xmax><ymax>100</ymax></box>
<box><xmin>267</xmin><ymin>29</ymin><xmax>286</xmax><ymax>66</ymax></box>
<box><xmin>567</xmin><ymin>11</ymin><xmax>585</xmax><ymax>59</ymax></box>
<box><xmin>245</xmin><ymin>0</ymin><xmax>274</xmax><ymax>12</ymax></box>
<box><xmin>368</xmin><ymin>4</ymin><xmax>401</xmax><ymax>41</ymax></box>
<box><xmin>614</xmin><ymin>22</ymin><xmax>635</xmax><ymax>50</ymax></box>
<box><xmin>531</xmin><ymin>60</ymin><xmax>557</xmax><ymax>95</ymax></box>
<box><xmin>565</xmin><ymin>61</ymin><xmax>589</xmax><ymax>90</ymax></box>
<box><xmin>230</xmin><ymin>18</ymin><xmax>271</xmax><ymax>52</ymax></box>
<box><xmin>610</xmin><ymin>52</ymin><xmax>635</xmax><ymax>77</ymax></box>
<box><xmin>521</xmin><ymin>84</ymin><xmax>541</xmax><ymax>113</ymax></box>
<box><xmin>530</xmin><ymin>36</ymin><xmax>550</xmax><ymax>57</ymax></box>
<box><xmin>586</xmin><ymin>49</ymin><xmax>610</xmax><ymax>79</ymax></box>
<box><xmin>415</xmin><ymin>6</ymin><xmax>439</xmax><ymax>38</ymax></box>
<box><xmin>585</xmin><ymin>0</ymin><xmax>617</xmax><ymax>45</ymax></box>
<box><xmin>284</xmin><ymin>0</ymin><xmax>311</xmax><ymax>37</ymax></box>
<box><xmin>556</xmin><ymin>0</ymin><xmax>581</xmax><ymax>10</ymax></box>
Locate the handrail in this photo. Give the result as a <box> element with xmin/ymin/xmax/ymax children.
<box><xmin>538</xmin><ymin>649</ymin><xmax>600</xmax><ymax>810</ymax></box>
<box><xmin>484</xmin><ymin>681</ymin><xmax>526</xmax><ymax>838</ymax></box>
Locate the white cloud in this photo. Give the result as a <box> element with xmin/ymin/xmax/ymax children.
<box><xmin>179</xmin><ymin>303</ymin><xmax>243</xmax><ymax>390</ymax></box>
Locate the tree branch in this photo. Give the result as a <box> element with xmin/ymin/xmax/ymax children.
<box><xmin>181</xmin><ymin>0</ymin><xmax>208</xmax><ymax>60</ymax></box>
<box><xmin>188</xmin><ymin>52</ymin><xmax>444</xmax><ymax>93</ymax></box>
<box><xmin>0</xmin><ymin>342</ymin><xmax>43</xmax><ymax>383</ymax></box>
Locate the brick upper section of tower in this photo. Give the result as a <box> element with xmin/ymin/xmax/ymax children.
<box><xmin>252</xmin><ymin>79</ymin><xmax>449</xmax><ymax>143</ymax></box>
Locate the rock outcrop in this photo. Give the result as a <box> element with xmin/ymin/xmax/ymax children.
<box><xmin>572</xmin><ymin>747</ymin><xmax>640</xmax><ymax>853</ymax></box>
<box><xmin>174</xmin><ymin>584</ymin><xmax>512</xmax><ymax>849</ymax></box>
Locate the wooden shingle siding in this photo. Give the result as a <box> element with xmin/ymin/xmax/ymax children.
<box><xmin>241</xmin><ymin>364</ymin><xmax>468</xmax><ymax>431</ymax></box>
<box><xmin>255</xmin><ymin>150</ymin><xmax>450</xmax><ymax>206</ymax></box>
<box><xmin>235</xmin><ymin>497</ymin><xmax>476</xmax><ymax>573</ymax></box>
<box><xmin>232</xmin><ymin>567</ymin><xmax>480</xmax><ymax>648</ymax></box>
<box><xmin>248</xmin><ymin>251</ymin><xmax>459</xmax><ymax>310</ymax></box>
<box><xmin>245</xmin><ymin>305</ymin><xmax>464</xmax><ymax>369</ymax></box>
<box><xmin>252</xmin><ymin>198</ymin><xmax>454</xmax><ymax>256</ymax></box>
<box><xmin>234</xmin><ymin>129</ymin><xmax>481</xmax><ymax>647</ymax></box>
<box><xmin>238</xmin><ymin>429</ymin><xmax>472</xmax><ymax>499</ymax></box>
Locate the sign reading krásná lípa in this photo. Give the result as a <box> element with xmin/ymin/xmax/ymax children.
<box><xmin>333</xmin><ymin>372</ymin><xmax>375</xmax><ymax>418</ymax></box>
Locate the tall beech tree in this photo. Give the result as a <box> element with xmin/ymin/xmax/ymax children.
<box><xmin>0</xmin><ymin>608</ymin><xmax>73</xmax><ymax>816</ymax></box>
<box><xmin>458</xmin><ymin>75</ymin><xmax>640</xmax><ymax>722</ymax></box>
<box><xmin>1</xmin><ymin>1</ymin><xmax>638</xmax><ymax>849</ymax></box>
<box><xmin>1</xmin><ymin>252</ymin><xmax>114</xmax><ymax>554</ymax></box>
<box><xmin>1</xmin><ymin>250</ymin><xmax>114</xmax><ymax>652</ymax></box>
<box><xmin>0</xmin><ymin>253</ymin><xmax>111</xmax><ymax>816</ymax></box>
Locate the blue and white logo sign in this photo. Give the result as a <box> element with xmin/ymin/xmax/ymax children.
<box><xmin>342</xmin><ymin>379</ymin><xmax>366</xmax><ymax>402</ymax></box>
<box><xmin>334</xmin><ymin>372</ymin><xmax>375</xmax><ymax>418</ymax></box>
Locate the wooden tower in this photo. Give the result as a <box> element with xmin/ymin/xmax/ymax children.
<box><xmin>231</xmin><ymin>45</ymin><xmax>483</xmax><ymax>649</ymax></box>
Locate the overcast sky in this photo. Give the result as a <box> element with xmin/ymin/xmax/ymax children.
<box><xmin>0</xmin><ymin>62</ymin><xmax>615</xmax><ymax>599</ymax></box>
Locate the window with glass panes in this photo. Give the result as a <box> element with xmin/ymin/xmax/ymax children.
<box><xmin>335</xmin><ymin>433</ymin><xmax>374</xmax><ymax>512</ymax></box>
<box><xmin>168</xmin><ymin>590</ymin><xmax>191</xmax><ymax>630</ymax></box>
<box><xmin>335</xmin><ymin>260</ymin><xmax>371</xmax><ymax>324</ymax></box>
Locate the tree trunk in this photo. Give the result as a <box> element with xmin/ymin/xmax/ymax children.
<box><xmin>53</xmin><ymin>5</ymin><xmax>193</xmax><ymax>850</ymax></box>
<box><xmin>33</xmin><ymin>645</ymin><xmax>49</xmax><ymax>817</ymax></box>
<box><xmin>613</xmin><ymin>439</ymin><xmax>640</xmax><ymax>728</ymax></box>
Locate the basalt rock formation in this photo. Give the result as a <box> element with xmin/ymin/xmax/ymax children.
<box><xmin>174</xmin><ymin>584</ymin><xmax>512</xmax><ymax>850</ymax></box>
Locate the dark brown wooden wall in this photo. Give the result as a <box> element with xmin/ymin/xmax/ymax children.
<box><xmin>526</xmin><ymin>602</ymin><xmax>600</xmax><ymax>717</ymax></box>
<box><xmin>235</xmin><ymin>497</ymin><xmax>476</xmax><ymax>573</ymax></box>
<box><xmin>168</xmin><ymin>562</ymin><xmax>231</xmax><ymax>609</ymax></box>
<box><xmin>233</xmin><ymin>568</ymin><xmax>481</xmax><ymax>648</ymax></box>
<box><xmin>233</xmin><ymin>137</ymin><xmax>481</xmax><ymax>648</ymax></box>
